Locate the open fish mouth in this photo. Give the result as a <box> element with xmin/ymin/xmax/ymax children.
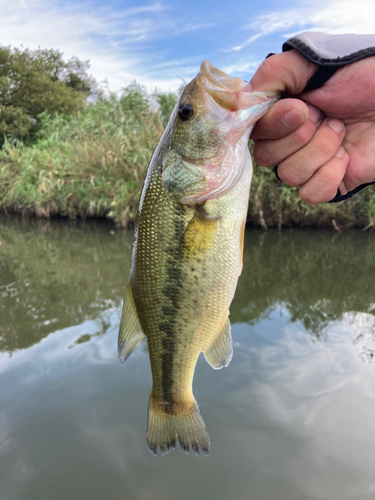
<box><xmin>161</xmin><ymin>61</ymin><xmax>281</xmax><ymax>205</ymax></box>
<box><xmin>198</xmin><ymin>60</ymin><xmax>280</xmax><ymax>112</ymax></box>
<box><xmin>200</xmin><ymin>60</ymin><xmax>250</xmax><ymax>92</ymax></box>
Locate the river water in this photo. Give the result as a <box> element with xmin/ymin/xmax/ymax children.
<box><xmin>1</xmin><ymin>216</ymin><xmax>375</xmax><ymax>500</ymax></box>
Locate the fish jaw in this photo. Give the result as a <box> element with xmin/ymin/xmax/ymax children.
<box><xmin>162</xmin><ymin>99</ymin><xmax>277</xmax><ymax>205</ymax></box>
<box><xmin>161</xmin><ymin>60</ymin><xmax>280</xmax><ymax>204</ymax></box>
<box><xmin>199</xmin><ymin>60</ymin><xmax>280</xmax><ymax>112</ymax></box>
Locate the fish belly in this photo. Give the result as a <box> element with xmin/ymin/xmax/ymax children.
<box><xmin>129</xmin><ymin>157</ymin><xmax>251</xmax><ymax>455</ymax></box>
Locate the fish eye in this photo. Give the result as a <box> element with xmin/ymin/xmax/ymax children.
<box><xmin>178</xmin><ymin>103</ymin><xmax>194</xmax><ymax>121</ymax></box>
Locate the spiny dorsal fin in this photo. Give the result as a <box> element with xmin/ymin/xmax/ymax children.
<box><xmin>203</xmin><ymin>316</ymin><xmax>233</xmax><ymax>369</ymax></box>
<box><xmin>118</xmin><ymin>282</ymin><xmax>145</xmax><ymax>362</ymax></box>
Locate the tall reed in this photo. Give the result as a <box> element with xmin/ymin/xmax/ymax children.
<box><xmin>0</xmin><ymin>83</ymin><xmax>374</xmax><ymax>229</ymax></box>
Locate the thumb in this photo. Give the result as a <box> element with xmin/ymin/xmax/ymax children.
<box><xmin>250</xmin><ymin>50</ymin><xmax>318</xmax><ymax>95</ymax></box>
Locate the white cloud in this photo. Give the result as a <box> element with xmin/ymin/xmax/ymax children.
<box><xmin>0</xmin><ymin>0</ymin><xmax>205</xmax><ymax>93</ymax></box>
<box><xmin>247</xmin><ymin>9</ymin><xmax>310</xmax><ymax>36</ymax></box>
<box><xmin>2</xmin><ymin>0</ymin><xmax>374</xmax><ymax>94</ymax></box>
<box><xmin>222</xmin><ymin>60</ymin><xmax>262</xmax><ymax>76</ymax></box>
<box><xmin>224</xmin><ymin>0</ymin><xmax>375</xmax><ymax>55</ymax></box>
<box><xmin>303</xmin><ymin>0</ymin><xmax>375</xmax><ymax>34</ymax></box>
<box><xmin>222</xmin><ymin>33</ymin><xmax>262</xmax><ymax>53</ymax></box>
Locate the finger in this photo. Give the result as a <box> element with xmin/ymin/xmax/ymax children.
<box><xmin>250</xmin><ymin>50</ymin><xmax>318</xmax><ymax>95</ymax></box>
<box><xmin>253</xmin><ymin>104</ymin><xmax>323</xmax><ymax>167</ymax></box>
<box><xmin>341</xmin><ymin>134</ymin><xmax>375</xmax><ymax>192</ymax></box>
<box><xmin>299</xmin><ymin>147</ymin><xmax>350</xmax><ymax>203</ymax></box>
<box><xmin>338</xmin><ymin>180</ymin><xmax>348</xmax><ymax>196</ymax></box>
<box><xmin>251</xmin><ymin>98</ymin><xmax>309</xmax><ymax>140</ymax></box>
<box><xmin>277</xmin><ymin>118</ymin><xmax>346</xmax><ymax>186</ymax></box>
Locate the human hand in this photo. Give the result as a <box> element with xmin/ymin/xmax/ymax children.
<box><xmin>249</xmin><ymin>50</ymin><xmax>375</xmax><ymax>203</ymax></box>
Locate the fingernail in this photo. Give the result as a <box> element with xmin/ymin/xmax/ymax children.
<box><xmin>335</xmin><ymin>146</ymin><xmax>346</xmax><ymax>158</ymax></box>
<box><xmin>306</xmin><ymin>104</ymin><xmax>321</xmax><ymax>123</ymax></box>
<box><xmin>281</xmin><ymin>109</ymin><xmax>306</xmax><ymax>129</ymax></box>
<box><xmin>328</xmin><ymin>118</ymin><xmax>345</xmax><ymax>134</ymax></box>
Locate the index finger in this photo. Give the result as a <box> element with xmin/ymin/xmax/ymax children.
<box><xmin>251</xmin><ymin>98</ymin><xmax>310</xmax><ymax>140</ymax></box>
<box><xmin>250</xmin><ymin>50</ymin><xmax>318</xmax><ymax>94</ymax></box>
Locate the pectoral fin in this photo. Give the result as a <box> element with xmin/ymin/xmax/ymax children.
<box><xmin>182</xmin><ymin>206</ymin><xmax>218</xmax><ymax>259</ymax></box>
<box><xmin>118</xmin><ymin>282</ymin><xmax>146</xmax><ymax>362</ymax></box>
<box><xmin>203</xmin><ymin>316</ymin><xmax>233</xmax><ymax>369</ymax></box>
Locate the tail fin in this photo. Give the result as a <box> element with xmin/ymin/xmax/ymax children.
<box><xmin>146</xmin><ymin>395</ymin><xmax>210</xmax><ymax>456</ymax></box>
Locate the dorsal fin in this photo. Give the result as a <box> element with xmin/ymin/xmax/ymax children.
<box><xmin>118</xmin><ymin>282</ymin><xmax>146</xmax><ymax>362</ymax></box>
<box><xmin>203</xmin><ymin>316</ymin><xmax>233</xmax><ymax>369</ymax></box>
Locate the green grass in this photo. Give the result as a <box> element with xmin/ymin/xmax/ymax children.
<box><xmin>0</xmin><ymin>83</ymin><xmax>374</xmax><ymax>229</ymax></box>
<box><xmin>0</xmin><ymin>87</ymin><xmax>165</xmax><ymax>226</ymax></box>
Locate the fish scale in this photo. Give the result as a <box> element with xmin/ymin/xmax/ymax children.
<box><xmin>118</xmin><ymin>60</ymin><xmax>279</xmax><ymax>455</ymax></box>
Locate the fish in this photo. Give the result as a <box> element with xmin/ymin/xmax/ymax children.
<box><xmin>118</xmin><ymin>60</ymin><xmax>279</xmax><ymax>456</ymax></box>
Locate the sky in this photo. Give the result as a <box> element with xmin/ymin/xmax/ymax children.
<box><xmin>1</xmin><ymin>0</ymin><xmax>375</xmax><ymax>94</ymax></box>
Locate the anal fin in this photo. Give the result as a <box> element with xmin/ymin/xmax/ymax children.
<box><xmin>203</xmin><ymin>316</ymin><xmax>233</xmax><ymax>369</ymax></box>
<box><xmin>118</xmin><ymin>282</ymin><xmax>145</xmax><ymax>362</ymax></box>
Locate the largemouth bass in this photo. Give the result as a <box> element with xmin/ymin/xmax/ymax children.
<box><xmin>118</xmin><ymin>61</ymin><xmax>279</xmax><ymax>456</ymax></box>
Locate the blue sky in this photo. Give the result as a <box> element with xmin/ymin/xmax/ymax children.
<box><xmin>2</xmin><ymin>0</ymin><xmax>375</xmax><ymax>93</ymax></box>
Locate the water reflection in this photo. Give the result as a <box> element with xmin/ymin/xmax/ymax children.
<box><xmin>1</xmin><ymin>217</ymin><xmax>375</xmax><ymax>500</ymax></box>
<box><xmin>234</xmin><ymin>229</ymin><xmax>375</xmax><ymax>332</ymax></box>
<box><xmin>1</xmin><ymin>217</ymin><xmax>374</xmax><ymax>356</ymax></box>
<box><xmin>0</xmin><ymin>216</ymin><xmax>132</xmax><ymax>353</ymax></box>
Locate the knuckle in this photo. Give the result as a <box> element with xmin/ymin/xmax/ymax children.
<box><xmin>316</xmin><ymin>138</ymin><xmax>337</xmax><ymax>158</ymax></box>
<box><xmin>320</xmin><ymin>164</ymin><xmax>342</xmax><ymax>184</ymax></box>
<box><xmin>257</xmin><ymin>57</ymin><xmax>276</xmax><ymax>80</ymax></box>
<box><xmin>291</xmin><ymin>124</ymin><xmax>314</xmax><ymax>149</ymax></box>
<box><xmin>319</xmin><ymin>159</ymin><xmax>347</xmax><ymax>189</ymax></box>
<box><xmin>299</xmin><ymin>162</ymin><xmax>344</xmax><ymax>204</ymax></box>
<box><xmin>253</xmin><ymin>142</ymin><xmax>275</xmax><ymax>167</ymax></box>
<box><xmin>299</xmin><ymin>186</ymin><xmax>322</xmax><ymax>204</ymax></box>
<box><xmin>277</xmin><ymin>162</ymin><xmax>302</xmax><ymax>186</ymax></box>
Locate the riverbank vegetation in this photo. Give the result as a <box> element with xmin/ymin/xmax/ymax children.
<box><xmin>0</xmin><ymin>45</ymin><xmax>374</xmax><ymax>229</ymax></box>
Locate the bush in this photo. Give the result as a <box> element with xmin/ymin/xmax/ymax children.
<box><xmin>0</xmin><ymin>84</ymin><xmax>167</xmax><ymax>226</ymax></box>
<box><xmin>0</xmin><ymin>45</ymin><xmax>97</xmax><ymax>143</ymax></box>
<box><xmin>0</xmin><ymin>76</ymin><xmax>374</xmax><ymax>230</ymax></box>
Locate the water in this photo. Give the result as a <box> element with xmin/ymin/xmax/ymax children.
<box><xmin>1</xmin><ymin>216</ymin><xmax>375</xmax><ymax>500</ymax></box>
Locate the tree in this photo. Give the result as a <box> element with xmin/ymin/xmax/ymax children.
<box><xmin>0</xmin><ymin>45</ymin><xmax>97</xmax><ymax>141</ymax></box>
<box><xmin>154</xmin><ymin>90</ymin><xmax>179</xmax><ymax>127</ymax></box>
